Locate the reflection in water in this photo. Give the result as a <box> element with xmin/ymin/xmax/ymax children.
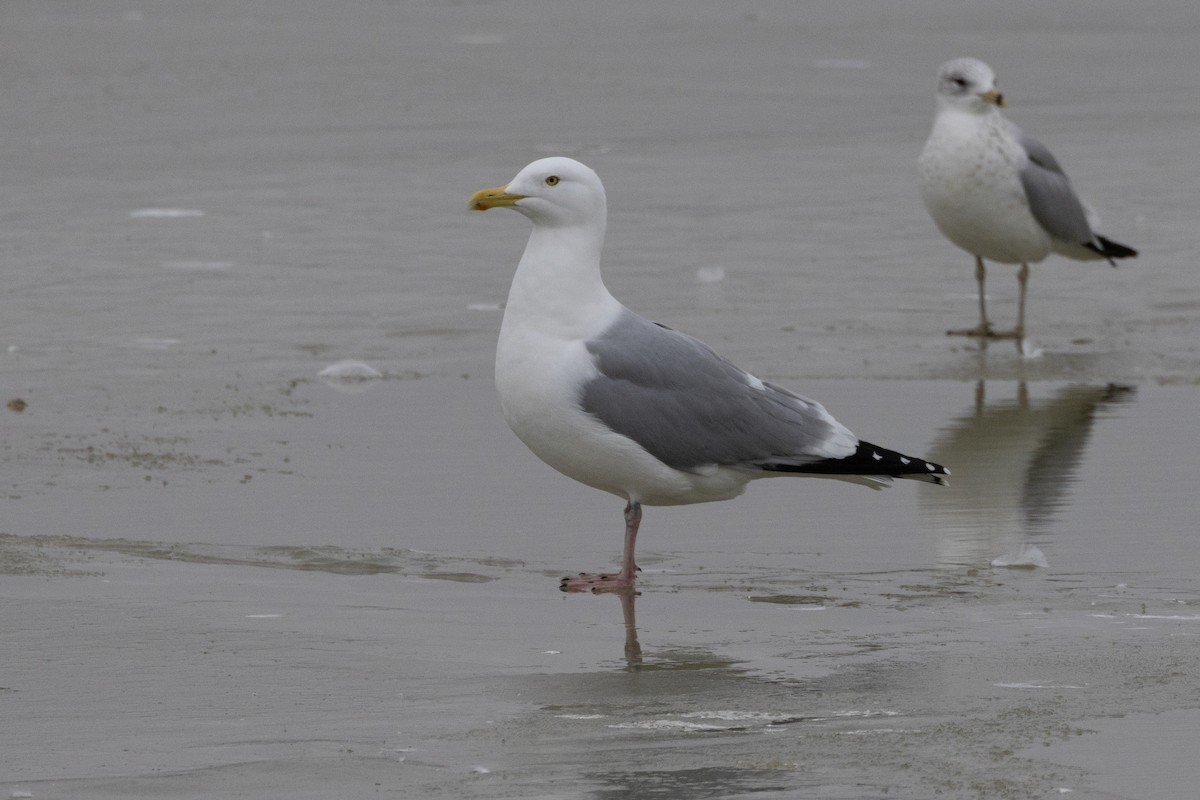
<box><xmin>593</xmin><ymin>591</ymin><xmax>764</xmax><ymax>672</ymax></box>
<box><xmin>920</xmin><ymin>382</ymin><xmax>1135</xmax><ymax>569</ymax></box>
<box><xmin>617</xmin><ymin>588</ymin><xmax>643</xmax><ymax>668</ymax></box>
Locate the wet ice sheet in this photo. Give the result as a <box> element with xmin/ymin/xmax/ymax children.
<box><xmin>3</xmin><ymin>523</ymin><xmax>1198</xmax><ymax>799</ymax></box>
<box><xmin>1027</xmin><ymin>709</ymin><xmax>1200</xmax><ymax>800</ymax></box>
<box><xmin>3</xmin><ymin>378</ymin><xmax>1200</xmax><ymax>799</ymax></box>
<box><xmin>5</xmin><ymin>377</ymin><xmax>1195</xmax><ymax>580</ymax></box>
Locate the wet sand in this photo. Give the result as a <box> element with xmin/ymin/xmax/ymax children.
<box><xmin>3</xmin><ymin>1</ymin><xmax>1199</xmax><ymax>798</ymax></box>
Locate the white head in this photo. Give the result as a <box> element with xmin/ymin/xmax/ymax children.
<box><xmin>469</xmin><ymin>157</ymin><xmax>607</xmax><ymax>230</ymax></box>
<box><xmin>934</xmin><ymin>58</ymin><xmax>1006</xmax><ymax>113</ymax></box>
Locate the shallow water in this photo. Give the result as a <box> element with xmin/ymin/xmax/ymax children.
<box><xmin>5</xmin><ymin>378</ymin><xmax>1198</xmax><ymax>799</ymax></box>
<box><xmin>3</xmin><ymin>1</ymin><xmax>1199</xmax><ymax>798</ymax></box>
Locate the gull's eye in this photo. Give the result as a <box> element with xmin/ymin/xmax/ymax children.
<box><xmin>951</xmin><ymin>76</ymin><xmax>968</xmax><ymax>88</ymax></box>
<box><xmin>544</xmin><ymin>175</ymin><xmax>560</xmax><ymax>186</ymax></box>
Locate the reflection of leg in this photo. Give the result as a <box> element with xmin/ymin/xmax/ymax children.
<box><xmin>947</xmin><ymin>256</ymin><xmax>996</xmax><ymax>338</ymax></box>
<box><xmin>617</xmin><ymin>587</ymin><xmax>642</xmax><ymax>667</ymax></box>
<box><xmin>560</xmin><ymin>501</ymin><xmax>642</xmax><ymax>593</ymax></box>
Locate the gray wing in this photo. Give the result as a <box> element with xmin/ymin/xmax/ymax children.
<box><xmin>1017</xmin><ymin>134</ymin><xmax>1095</xmax><ymax>245</ymax></box>
<box><xmin>579</xmin><ymin>310</ymin><xmax>854</xmax><ymax>471</ymax></box>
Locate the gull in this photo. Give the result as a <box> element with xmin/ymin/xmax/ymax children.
<box><xmin>469</xmin><ymin>157</ymin><xmax>948</xmax><ymax>593</ymax></box>
<box><xmin>918</xmin><ymin>57</ymin><xmax>1136</xmax><ymax>340</ymax></box>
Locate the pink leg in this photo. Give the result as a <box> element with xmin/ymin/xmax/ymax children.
<box><xmin>947</xmin><ymin>256</ymin><xmax>996</xmax><ymax>338</ymax></box>
<box><xmin>1014</xmin><ymin>261</ymin><xmax>1029</xmax><ymax>340</ymax></box>
<box><xmin>948</xmin><ymin>257</ymin><xmax>1025</xmax><ymax>340</ymax></box>
<box><xmin>560</xmin><ymin>501</ymin><xmax>642</xmax><ymax>594</ymax></box>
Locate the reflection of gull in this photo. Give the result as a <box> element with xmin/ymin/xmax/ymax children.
<box><xmin>918</xmin><ymin>58</ymin><xmax>1137</xmax><ymax>341</ymax></box>
<box><xmin>469</xmin><ymin>157</ymin><xmax>948</xmax><ymax>594</ymax></box>
<box><xmin>920</xmin><ymin>383</ymin><xmax>1134</xmax><ymax>568</ymax></box>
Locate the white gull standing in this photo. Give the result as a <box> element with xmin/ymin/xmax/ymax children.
<box><xmin>918</xmin><ymin>57</ymin><xmax>1136</xmax><ymax>340</ymax></box>
<box><xmin>470</xmin><ymin>157</ymin><xmax>949</xmax><ymax>593</ymax></box>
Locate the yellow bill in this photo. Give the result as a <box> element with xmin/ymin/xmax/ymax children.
<box><xmin>469</xmin><ymin>186</ymin><xmax>526</xmax><ymax>211</ymax></box>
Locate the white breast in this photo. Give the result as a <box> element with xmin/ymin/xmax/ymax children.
<box><xmin>919</xmin><ymin>110</ymin><xmax>1052</xmax><ymax>264</ymax></box>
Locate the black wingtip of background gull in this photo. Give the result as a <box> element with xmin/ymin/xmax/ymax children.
<box><xmin>759</xmin><ymin>441</ymin><xmax>950</xmax><ymax>486</ymax></box>
<box><xmin>1086</xmin><ymin>236</ymin><xmax>1138</xmax><ymax>266</ymax></box>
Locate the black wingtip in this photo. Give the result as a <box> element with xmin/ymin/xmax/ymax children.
<box><xmin>1087</xmin><ymin>236</ymin><xmax>1138</xmax><ymax>266</ymax></box>
<box><xmin>760</xmin><ymin>440</ymin><xmax>950</xmax><ymax>486</ymax></box>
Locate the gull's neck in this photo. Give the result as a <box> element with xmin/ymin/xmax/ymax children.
<box><xmin>503</xmin><ymin>220</ymin><xmax>622</xmax><ymax>340</ymax></box>
<box><xmin>937</xmin><ymin>95</ymin><xmax>1000</xmax><ymax>123</ymax></box>
<box><xmin>928</xmin><ymin>100</ymin><xmax>1006</xmax><ymax>152</ymax></box>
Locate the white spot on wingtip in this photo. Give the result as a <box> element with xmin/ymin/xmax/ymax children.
<box><xmin>872</xmin><ymin>451</ymin><xmax>883</xmax><ymax>461</ymax></box>
<box><xmin>900</xmin><ymin>457</ymin><xmax>911</xmax><ymax>465</ymax></box>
